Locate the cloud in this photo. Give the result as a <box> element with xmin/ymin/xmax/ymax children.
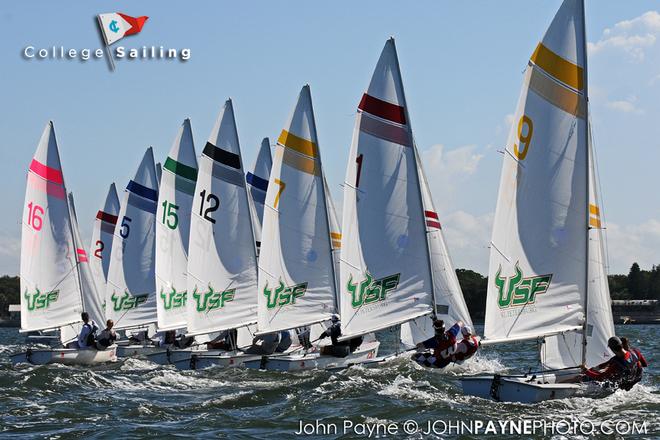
<box><xmin>441</xmin><ymin>210</ymin><xmax>494</xmax><ymax>274</ymax></box>
<box><xmin>603</xmin><ymin>219</ymin><xmax>660</xmax><ymax>274</ymax></box>
<box><xmin>605</xmin><ymin>95</ymin><xmax>643</xmax><ymax>114</ymax></box>
<box><xmin>588</xmin><ymin>11</ymin><xmax>660</xmax><ymax>61</ymax></box>
<box><xmin>421</xmin><ymin>144</ymin><xmax>484</xmax><ymax>212</ymax></box>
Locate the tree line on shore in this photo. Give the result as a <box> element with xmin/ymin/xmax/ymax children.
<box><xmin>1</xmin><ymin>262</ymin><xmax>659</xmax><ymax>319</ymax></box>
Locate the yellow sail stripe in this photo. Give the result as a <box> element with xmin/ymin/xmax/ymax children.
<box><xmin>330</xmin><ymin>232</ymin><xmax>342</xmax><ymax>239</ymax></box>
<box><xmin>589</xmin><ymin>204</ymin><xmax>600</xmax><ymax>216</ymax></box>
<box><xmin>282</xmin><ymin>148</ymin><xmax>321</xmax><ymax>176</ymax></box>
<box><xmin>589</xmin><ymin>217</ymin><xmax>602</xmax><ymax>228</ymax></box>
<box><xmin>332</xmin><ymin>241</ymin><xmax>342</xmax><ymax>249</ymax></box>
<box><xmin>278</xmin><ymin>130</ymin><xmax>318</xmax><ymax>158</ymax></box>
<box><xmin>530</xmin><ymin>43</ymin><xmax>584</xmax><ymax>91</ymax></box>
<box><xmin>529</xmin><ymin>67</ymin><xmax>586</xmax><ymax>119</ymax></box>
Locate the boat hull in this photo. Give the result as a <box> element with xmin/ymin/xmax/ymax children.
<box><xmin>147</xmin><ymin>348</ymin><xmax>224</xmax><ymax>365</ymax></box>
<box><xmin>461</xmin><ymin>370</ymin><xmax>582</xmax><ymax>403</ymax></box>
<box><xmin>116</xmin><ymin>344</ymin><xmax>164</xmax><ymax>358</ymax></box>
<box><xmin>243</xmin><ymin>341</ymin><xmax>380</xmax><ymax>372</ymax></box>
<box><xmin>10</xmin><ymin>345</ymin><xmax>118</xmax><ymax>366</ymax></box>
<box><xmin>173</xmin><ymin>352</ymin><xmax>261</xmax><ymax>370</ymax></box>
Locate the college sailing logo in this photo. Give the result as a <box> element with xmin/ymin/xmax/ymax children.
<box><xmin>160</xmin><ymin>287</ymin><xmax>187</xmax><ymax>310</ymax></box>
<box><xmin>24</xmin><ymin>288</ymin><xmax>59</xmax><ymax>311</ymax></box>
<box><xmin>111</xmin><ymin>291</ymin><xmax>148</xmax><ymax>311</ymax></box>
<box><xmin>347</xmin><ymin>272</ymin><xmax>400</xmax><ymax>308</ymax></box>
<box><xmin>495</xmin><ymin>263</ymin><xmax>552</xmax><ymax>309</ymax></box>
<box><xmin>263</xmin><ymin>280</ymin><xmax>307</xmax><ymax>309</ymax></box>
<box><xmin>192</xmin><ymin>285</ymin><xmax>235</xmax><ymax>313</ymax></box>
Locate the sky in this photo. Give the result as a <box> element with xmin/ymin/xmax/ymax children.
<box><xmin>0</xmin><ymin>0</ymin><xmax>659</xmax><ymax>276</ymax></box>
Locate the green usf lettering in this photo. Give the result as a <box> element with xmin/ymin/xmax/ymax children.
<box><xmin>495</xmin><ymin>263</ymin><xmax>552</xmax><ymax>309</ymax></box>
<box><xmin>111</xmin><ymin>291</ymin><xmax>148</xmax><ymax>311</ymax></box>
<box><xmin>347</xmin><ymin>272</ymin><xmax>400</xmax><ymax>308</ymax></box>
<box><xmin>160</xmin><ymin>287</ymin><xmax>187</xmax><ymax>310</ymax></box>
<box><xmin>24</xmin><ymin>288</ymin><xmax>59</xmax><ymax>311</ymax></box>
<box><xmin>263</xmin><ymin>280</ymin><xmax>307</xmax><ymax>309</ymax></box>
<box><xmin>192</xmin><ymin>286</ymin><xmax>235</xmax><ymax>312</ymax></box>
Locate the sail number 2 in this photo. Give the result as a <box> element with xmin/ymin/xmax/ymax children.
<box><xmin>513</xmin><ymin>115</ymin><xmax>534</xmax><ymax>161</ymax></box>
<box><xmin>26</xmin><ymin>202</ymin><xmax>44</xmax><ymax>231</ymax></box>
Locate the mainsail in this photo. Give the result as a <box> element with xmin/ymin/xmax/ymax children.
<box><xmin>89</xmin><ymin>183</ymin><xmax>120</xmax><ymax>306</ymax></box>
<box><xmin>484</xmin><ymin>0</ymin><xmax>589</xmax><ymax>345</ymax></box>
<box><xmin>401</xmin><ymin>150</ymin><xmax>473</xmax><ymax>346</ymax></box>
<box><xmin>186</xmin><ymin>99</ymin><xmax>258</xmax><ymax>336</ymax></box>
<box><xmin>246</xmin><ymin>137</ymin><xmax>273</xmax><ymax>255</ymax></box>
<box><xmin>106</xmin><ymin>147</ymin><xmax>159</xmax><ymax>330</ymax></box>
<box><xmin>257</xmin><ymin>85</ymin><xmax>337</xmax><ymax>334</ymax></box>
<box><xmin>156</xmin><ymin>119</ymin><xmax>198</xmax><ymax>331</ymax></box>
<box><xmin>339</xmin><ymin>38</ymin><xmax>434</xmax><ymax>339</ymax></box>
<box><xmin>20</xmin><ymin>122</ymin><xmax>83</xmax><ymax>332</ymax></box>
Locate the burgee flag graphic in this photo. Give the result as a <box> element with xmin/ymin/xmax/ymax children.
<box><xmin>98</xmin><ymin>13</ymin><xmax>148</xmax><ymax>45</ymax></box>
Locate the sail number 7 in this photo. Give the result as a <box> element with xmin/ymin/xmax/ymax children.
<box><xmin>273</xmin><ymin>179</ymin><xmax>286</xmax><ymax>209</ymax></box>
<box><xmin>513</xmin><ymin>115</ymin><xmax>534</xmax><ymax>161</ymax></box>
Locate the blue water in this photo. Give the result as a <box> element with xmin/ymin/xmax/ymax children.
<box><xmin>0</xmin><ymin>325</ymin><xmax>658</xmax><ymax>439</ymax></box>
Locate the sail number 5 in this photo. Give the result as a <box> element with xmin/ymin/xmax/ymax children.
<box><xmin>513</xmin><ymin>115</ymin><xmax>534</xmax><ymax>161</ymax></box>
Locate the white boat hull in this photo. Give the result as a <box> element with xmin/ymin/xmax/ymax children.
<box><xmin>116</xmin><ymin>344</ymin><xmax>164</xmax><ymax>358</ymax></box>
<box><xmin>147</xmin><ymin>348</ymin><xmax>224</xmax><ymax>365</ymax></box>
<box><xmin>461</xmin><ymin>370</ymin><xmax>582</xmax><ymax>403</ymax></box>
<box><xmin>11</xmin><ymin>345</ymin><xmax>118</xmax><ymax>366</ymax></box>
<box><xmin>173</xmin><ymin>352</ymin><xmax>261</xmax><ymax>370</ymax></box>
<box><xmin>243</xmin><ymin>341</ymin><xmax>380</xmax><ymax>372</ymax></box>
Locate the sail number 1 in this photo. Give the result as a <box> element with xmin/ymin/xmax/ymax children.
<box><xmin>513</xmin><ymin>115</ymin><xmax>534</xmax><ymax>161</ymax></box>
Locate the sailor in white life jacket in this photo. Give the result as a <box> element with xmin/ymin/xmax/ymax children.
<box><xmin>450</xmin><ymin>325</ymin><xmax>479</xmax><ymax>363</ymax></box>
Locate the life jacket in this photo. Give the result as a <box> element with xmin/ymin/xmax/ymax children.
<box><xmin>611</xmin><ymin>351</ymin><xmax>641</xmax><ymax>387</ymax></box>
<box><xmin>83</xmin><ymin>323</ymin><xmax>96</xmax><ymax>347</ymax></box>
<box><xmin>453</xmin><ymin>336</ymin><xmax>479</xmax><ymax>362</ymax></box>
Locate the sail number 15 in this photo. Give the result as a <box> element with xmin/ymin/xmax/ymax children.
<box><xmin>513</xmin><ymin>115</ymin><xmax>534</xmax><ymax>161</ymax></box>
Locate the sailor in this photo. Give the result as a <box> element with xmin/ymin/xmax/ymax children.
<box><xmin>450</xmin><ymin>325</ymin><xmax>479</xmax><ymax>363</ymax></box>
<box><xmin>244</xmin><ymin>332</ymin><xmax>281</xmax><ymax>355</ymax></box>
<box><xmin>207</xmin><ymin>329</ymin><xmax>238</xmax><ymax>351</ymax></box>
<box><xmin>621</xmin><ymin>337</ymin><xmax>648</xmax><ymax>368</ymax></box>
<box><xmin>77</xmin><ymin>312</ymin><xmax>98</xmax><ymax>350</ymax></box>
<box><xmin>412</xmin><ymin>320</ymin><xmax>463</xmax><ymax>368</ymax></box>
<box><xmin>583</xmin><ymin>336</ymin><xmax>642</xmax><ymax>390</ymax></box>
<box><xmin>318</xmin><ymin>315</ymin><xmax>363</xmax><ymax>358</ymax></box>
<box><xmin>96</xmin><ymin>319</ymin><xmax>117</xmax><ymax>349</ymax></box>
<box><xmin>417</xmin><ymin>318</ymin><xmax>447</xmax><ymax>350</ymax></box>
<box><xmin>275</xmin><ymin>330</ymin><xmax>293</xmax><ymax>353</ymax></box>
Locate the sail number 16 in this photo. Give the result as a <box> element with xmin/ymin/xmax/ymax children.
<box><xmin>513</xmin><ymin>115</ymin><xmax>534</xmax><ymax>161</ymax></box>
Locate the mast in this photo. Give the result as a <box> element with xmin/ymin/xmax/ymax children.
<box><xmin>580</xmin><ymin>0</ymin><xmax>590</xmax><ymax>368</ymax></box>
<box><xmin>390</xmin><ymin>40</ymin><xmax>436</xmax><ymax>322</ymax></box>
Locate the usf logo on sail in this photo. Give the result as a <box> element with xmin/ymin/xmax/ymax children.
<box><xmin>24</xmin><ymin>289</ymin><xmax>59</xmax><ymax>311</ymax></box>
<box><xmin>263</xmin><ymin>280</ymin><xmax>307</xmax><ymax>309</ymax></box>
<box><xmin>192</xmin><ymin>286</ymin><xmax>235</xmax><ymax>312</ymax></box>
<box><xmin>160</xmin><ymin>288</ymin><xmax>187</xmax><ymax>310</ymax></box>
<box><xmin>347</xmin><ymin>272</ymin><xmax>400</xmax><ymax>308</ymax></box>
<box><xmin>111</xmin><ymin>291</ymin><xmax>148</xmax><ymax>311</ymax></box>
<box><xmin>495</xmin><ymin>263</ymin><xmax>552</xmax><ymax>309</ymax></box>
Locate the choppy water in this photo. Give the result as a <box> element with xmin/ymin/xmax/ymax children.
<box><xmin>0</xmin><ymin>325</ymin><xmax>658</xmax><ymax>439</ymax></box>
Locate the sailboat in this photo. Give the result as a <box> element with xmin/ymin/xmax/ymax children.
<box><xmin>460</xmin><ymin>0</ymin><xmax>615</xmax><ymax>403</ymax></box>
<box><xmin>155</xmin><ymin>119</ymin><xmax>198</xmax><ymax>333</ymax></box>
<box><xmin>150</xmin><ymin>99</ymin><xmax>262</xmax><ymax>369</ymax></box>
<box><xmin>243</xmin><ymin>85</ymin><xmax>378</xmax><ymax>372</ymax></box>
<box><xmin>246</xmin><ymin>137</ymin><xmax>273</xmax><ymax>256</ymax></box>
<box><xmin>107</xmin><ymin>147</ymin><xmax>160</xmax><ymax>357</ymax></box>
<box><xmin>89</xmin><ymin>183</ymin><xmax>120</xmax><ymax>312</ymax></box>
<box><xmin>11</xmin><ymin>122</ymin><xmax>116</xmax><ymax>365</ymax></box>
<box><xmin>334</xmin><ymin>39</ymin><xmax>445</xmax><ymax>360</ymax></box>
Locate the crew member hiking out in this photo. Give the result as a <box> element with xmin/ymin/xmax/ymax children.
<box><xmin>583</xmin><ymin>336</ymin><xmax>643</xmax><ymax>391</ymax></box>
<box><xmin>319</xmin><ymin>315</ymin><xmax>363</xmax><ymax>358</ymax></box>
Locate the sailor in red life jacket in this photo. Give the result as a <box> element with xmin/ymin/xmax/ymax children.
<box><xmin>451</xmin><ymin>325</ymin><xmax>479</xmax><ymax>364</ymax></box>
<box><xmin>413</xmin><ymin>321</ymin><xmax>463</xmax><ymax>368</ymax></box>
<box><xmin>583</xmin><ymin>336</ymin><xmax>642</xmax><ymax>391</ymax></box>
<box><xmin>621</xmin><ymin>337</ymin><xmax>648</xmax><ymax>368</ymax></box>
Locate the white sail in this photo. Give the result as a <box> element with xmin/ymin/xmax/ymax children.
<box><xmin>541</xmin><ymin>126</ymin><xmax>615</xmax><ymax>368</ymax></box>
<box><xmin>186</xmin><ymin>99</ymin><xmax>258</xmax><ymax>336</ymax></box>
<box><xmin>89</xmin><ymin>183</ymin><xmax>120</xmax><ymax>310</ymax></box>
<box><xmin>339</xmin><ymin>38</ymin><xmax>434</xmax><ymax>339</ymax></box>
<box><xmin>246</xmin><ymin>137</ymin><xmax>273</xmax><ymax>255</ymax></box>
<box><xmin>106</xmin><ymin>147</ymin><xmax>159</xmax><ymax>330</ymax></box>
<box><xmin>257</xmin><ymin>85</ymin><xmax>337</xmax><ymax>334</ymax></box>
<box><xmin>484</xmin><ymin>0</ymin><xmax>589</xmax><ymax>344</ymax></box>
<box><xmin>68</xmin><ymin>193</ymin><xmax>104</xmax><ymax>327</ymax></box>
<box><xmin>20</xmin><ymin>122</ymin><xmax>83</xmax><ymax>332</ymax></box>
<box><xmin>324</xmin><ymin>176</ymin><xmax>342</xmax><ymax>298</ymax></box>
<box><xmin>401</xmin><ymin>150</ymin><xmax>474</xmax><ymax>347</ymax></box>
<box><xmin>155</xmin><ymin>119</ymin><xmax>198</xmax><ymax>331</ymax></box>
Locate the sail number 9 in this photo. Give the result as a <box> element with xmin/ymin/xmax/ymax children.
<box><xmin>26</xmin><ymin>202</ymin><xmax>44</xmax><ymax>231</ymax></box>
<box><xmin>513</xmin><ymin>115</ymin><xmax>534</xmax><ymax>161</ymax></box>
<box><xmin>161</xmin><ymin>201</ymin><xmax>179</xmax><ymax>230</ymax></box>
<box><xmin>199</xmin><ymin>190</ymin><xmax>219</xmax><ymax>224</ymax></box>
